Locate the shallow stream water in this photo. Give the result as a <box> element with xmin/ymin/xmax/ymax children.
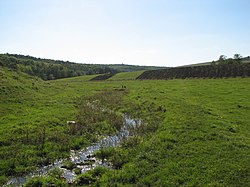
<box><xmin>5</xmin><ymin>115</ymin><xmax>141</xmax><ymax>186</ymax></box>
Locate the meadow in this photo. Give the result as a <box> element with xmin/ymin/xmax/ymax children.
<box><xmin>107</xmin><ymin>70</ymin><xmax>144</xmax><ymax>81</ymax></box>
<box><xmin>0</xmin><ymin>67</ymin><xmax>249</xmax><ymax>186</ymax></box>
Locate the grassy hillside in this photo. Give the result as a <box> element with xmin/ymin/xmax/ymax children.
<box><xmin>0</xmin><ymin>68</ymin><xmax>100</xmax><ymax>184</ymax></box>
<box><xmin>107</xmin><ymin>70</ymin><xmax>144</xmax><ymax>81</ymax></box>
<box><xmin>0</xmin><ymin>68</ymin><xmax>96</xmax><ymax>129</ymax></box>
<box><xmin>0</xmin><ymin>68</ymin><xmax>249</xmax><ymax>186</ymax></box>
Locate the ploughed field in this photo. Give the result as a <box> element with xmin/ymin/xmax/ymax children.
<box><xmin>0</xmin><ymin>68</ymin><xmax>249</xmax><ymax>186</ymax></box>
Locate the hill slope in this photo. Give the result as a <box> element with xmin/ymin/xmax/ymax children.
<box><xmin>0</xmin><ymin>54</ymin><xmax>164</xmax><ymax>81</ymax></box>
<box><xmin>0</xmin><ymin>54</ymin><xmax>117</xmax><ymax>80</ymax></box>
<box><xmin>0</xmin><ymin>68</ymin><xmax>99</xmax><ymax>184</ymax></box>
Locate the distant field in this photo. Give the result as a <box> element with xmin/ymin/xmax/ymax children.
<box><xmin>107</xmin><ymin>70</ymin><xmax>144</xmax><ymax>81</ymax></box>
<box><xmin>52</xmin><ymin>74</ymin><xmax>96</xmax><ymax>82</ymax></box>
<box><xmin>181</xmin><ymin>57</ymin><xmax>250</xmax><ymax>67</ymax></box>
<box><xmin>0</xmin><ymin>68</ymin><xmax>249</xmax><ymax>186</ymax></box>
<box><xmin>107</xmin><ymin>64</ymin><xmax>165</xmax><ymax>72</ymax></box>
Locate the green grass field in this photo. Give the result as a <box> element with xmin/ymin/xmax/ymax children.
<box><xmin>107</xmin><ymin>70</ymin><xmax>144</xmax><ymax>81</ymax></box>
<box><xmin>98</xmin><ymin>78</ymin><xmax>250</xmax><ymax>186</ymax></box>
<box><xmin>0</xmin><ymin>68</ymin><xmax>249</xmax><ymax>186</ymax></box>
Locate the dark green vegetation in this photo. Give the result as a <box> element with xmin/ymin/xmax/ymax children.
<box><xmin>138</xmin><ymin>63</ymin><xmax>250</xmax><ymax>80</ymax></box>
<box><xmin>0</xmin><ymin>54</ymin><xmax>117</xmax><ymax>80</ymax></box>
<box><xmin>0</xmin><ymin>54</ymin><xmax>162</xmax><ymax>81</ymax></box>
<box><xmin>1</xmin><ymin>66</ymin><xmax>250</xmax><ymax>186</ymax></box>
<box><xmin>107</xmin><ymin>64</ymin><xmax>165</xmax><ymax>72</ymax></box>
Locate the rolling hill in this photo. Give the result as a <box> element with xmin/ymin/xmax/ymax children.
<box><xmin>0</xmin><ymin>54</ymin><xmax>163</xmax><ymax>81</ymax></box>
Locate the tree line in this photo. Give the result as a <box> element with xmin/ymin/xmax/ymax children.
<box><xmin>0</xmin><ymin>54</ymin><xmax>118</xmax><ymax>80</ymax></box>
<box><xmin>212</xmin><ymin>53</ymin><xmax>245</xmax><ymax>65</ymax></box>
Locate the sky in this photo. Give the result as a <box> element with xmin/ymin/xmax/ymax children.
<box><xmin>0</xmin><ymin>0</ymin><xmax>249</xmax><ymax>67</ymax></box>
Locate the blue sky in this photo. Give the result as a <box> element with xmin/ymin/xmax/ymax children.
<box><xmin>0</xmin><ymin>0</ymin><xmax>249</xmax><ymax>66</ymax></box>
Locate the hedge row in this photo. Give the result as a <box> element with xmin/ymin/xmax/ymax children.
<box><xmin>137</xmin><ymin>63</ymin><xmax>250</xmax><ymax>80</ymax></box>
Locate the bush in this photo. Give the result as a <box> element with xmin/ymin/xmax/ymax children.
<box><xmin>95</xmin><ymin>147</ymin><xmax>114</xmax><ymax>162</ymax></box>
<box><xmin>75</xmin><ymin>173</ymin><xmax>95</xmax><ymax>186</ymax></box>
<box><xmin>61</xmin><ymin>161</ymin><xmax>77</xmax><ymax>170</ymax></box>
<box><xmin>0</xmin><ymin>176</ymin><xmax>7</xmax><ymax>186</ymax></box>
<box><xmin>91</xmin><ymin>166</ymin><xmax>109</xmax><ymax>177</ymax></box>
<box><xmin>24</xmin><ymin>177</ymin><xmax>43</xmax><ymax>187</ymax></box>
<box><xmin>74</xmin><ymin>166</ymin><xmax>109</xmax><ymax>186</ymax></box>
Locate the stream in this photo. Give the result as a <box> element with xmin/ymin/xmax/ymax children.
<box><xmin>5</xmin><ymin>114</ymin><xmax>141</xmax><ymax>187</ymax></box>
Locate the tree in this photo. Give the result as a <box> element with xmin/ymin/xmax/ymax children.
<box><xmin>234</xmin><ymin>54</ymin><xmax>242</xmax><ymax>59</ymax></box>
<box><xmin>219</xmin><ymin>55</ymin><xmax>227</xmax><ymax>61</ymax></box>
<box><xmin>234</xmin><ymin>54</ymin><xmax>242</xmax><ymax>63</ymax></box>
<box><xmin>218</xmin><ymin>55</ymin><xmax>227</xmax><ymax>65</ymax></box>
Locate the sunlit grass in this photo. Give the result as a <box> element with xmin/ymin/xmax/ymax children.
<box><xmin>107</xmin><ymin>70</ymin><xmax>144</xmax><ymax>81</ymax></box>
<box><xmin>1</xmin><ymin>67</ymin><xmax>249</xmax><ymax>186</ymax></box>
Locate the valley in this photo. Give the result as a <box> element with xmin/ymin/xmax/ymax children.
<box><xmin>0</xmin><ymin>66</ymin><xmax>249</xmax><ymax>186</ymax></box>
